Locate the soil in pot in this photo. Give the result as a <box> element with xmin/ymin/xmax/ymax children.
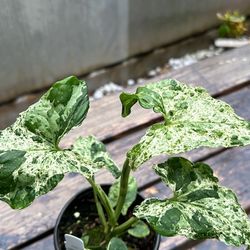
<box><xmin>54</xmin><ymin>185</ymin><xmax>160</xmax><ymax>250</ymax></box>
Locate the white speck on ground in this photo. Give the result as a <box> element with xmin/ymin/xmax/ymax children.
<box><xmin>74</xmin><ymin>212</ymin><xmax>80</xmax><ymax>218</ymax></box>
<box><xmin>91</xmin><ymin>45</ymin><xmax>226</xmax><ymax>100</ymax></box>
<box><xmin>168</xmin><ymin>46</ymin><xmax>224</xmax><ymax>70</ymax></box>
<box><xmin>137</xmin><ymin>78</ymin><xmax>145</xmax><ymax>84</ymax></box>
<box><xmin>127</xmin><ymin>79</ymin><xmax>135</xmax><ymax>86</ymax></box>
<box><xmin>148</xmin><ymin>69</ymin><xmax>157</xmax><ymax>77</ymax></box>
<box><xmin>155</xmin><ymin>67</ymin><xmax>161</xmax><ymax>73</ymax></box>
<box><xmin>93</xmin><ymin>82</ymin><xmax>123</xmax><ymax>99</ymax></box>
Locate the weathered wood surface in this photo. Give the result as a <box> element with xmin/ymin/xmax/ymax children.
<box><xmin>0</xmin><ymin>45</ymin><xmax>250</xmax><ymax>249</ymax></box>
<box><xmin>2</xmin><ymin>86</ymin><xmax>250</xmax><ymax>250</ymax></box>
<box><xmin>1</xmin><ymin>45</ymin><xmax>250</xmax><ymax>138</ymax></box>
<box><xmin>22</xmin><ymin>236</ymin><xmax>53</xmax><ymax>250</ymax></box>
<box><xmin>193</xmin><ymin>239</ymin><xmax>246</xmax><ymax>250</ymax></box>
<box><xmin>0</xmin><ymin>28</ymin><xmax>220</xmax><ymax>130</ymax></box>
<box><xmin>63</xmin><ymin>44</ymin><xmax>250</xmax><ymax>147</ymax></box>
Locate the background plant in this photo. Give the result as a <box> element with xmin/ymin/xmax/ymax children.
<box><xmin>217</xmin><ymin>11</ymin><xmax>248</xmax><ymax>38</ymax></box>
<box><xmin>1</xmin><ymin>76</ymin><xmax>250</xmax><ymax>249</ymax></box>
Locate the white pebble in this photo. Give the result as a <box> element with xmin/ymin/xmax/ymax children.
<box><xmin>93</xmin><ymin>90</ymin><xmax>104</xmax><ymax>99</ymax></box>
<box><xmin>137</xmin><ymin>78</ymin><xmax>144</xmax><ymax>84</ymax></box>
<box><xmin>74</xmin><ymin>212</ymin><xmax>80</xmax><ymax>218</ymax></box>
<box><xmin>92</xmin><ymin>82</ymin><xmax>123</xmax><ymax>100</ymax></box>
<box><xmin>168</xmin><ymin>46</ymin><xmax>224</xmax><ymax>70</ymax></box>
<box><xmin>155</xmin><ymin>67</ymin><xmax>161</xmax><ymax>73</ymax></box>
<box><xmin>127</xmin><ymin>79</ymin><xmax>135</xmax><ymax>86</ymax></box>
<box><xmin>148</xmin><ymin>70</ymin><xmax>157</xmax><ymax>77</ymax></box>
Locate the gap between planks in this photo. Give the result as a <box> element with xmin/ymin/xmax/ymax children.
<box><xmin>1</xmin><ymin>45</ymin><xmax>250</xmax><ymax>249</ymax></box>
<box><xmin>61</xmin><ymin>44</ymin><xmax>250</xmax><ymax>147</ymax></box>
<box><xmin>5</xmin><ymin>85</ymin><xmax>250</xmax><ymax>250</ymax></box>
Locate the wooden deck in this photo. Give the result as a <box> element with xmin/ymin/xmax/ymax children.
<box><xmin>0</xmin><ymin>44</ymin><xmax>250</xmax><ymax>250</ymax></box>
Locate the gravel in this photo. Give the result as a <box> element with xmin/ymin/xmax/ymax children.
<box><xmin>127</xmin><ymin>79</ymin><xmax>136</xmax><ymax>86</ymax></box>
<box><xmin>93</xmin><ymin>82</ymin><xmax>123</xmax><ymax>99</ymax></box>
<box><xmin>91</xmin><ymin>46</ymin><xmax>225</xmax><ymax>100</ymax></box>
<box><xmin>168</xmin><ymin>46</ymin><xmax>224</xmax><ymax>70</ymax></box>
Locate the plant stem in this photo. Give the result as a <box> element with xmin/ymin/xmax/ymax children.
<box><xmin>112</xmin><ymin>216</ymin><xmax>138</xmax><ymax>236</ymax></box>
<box><xmin>93</xmin><ymin>186</ymin><xmax>108</xmax><ymax>233</ymax></box>
<box><xmin>88</xmin><ymin>178</ymin><xmax>116</xmax><ymax>226</ymax></box>
<box><xmin>114</xmin><ymin>159</ymin><xmax>131</xmax><ymax>220</ymax></box>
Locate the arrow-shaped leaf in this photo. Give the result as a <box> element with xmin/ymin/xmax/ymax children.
<box><xmin>0</xmin><ymin>76</ymin><xmax>119</xmax><ymax>209</ymax></box>
<box><xmin>120</xmin><ymin>79</ymin><xmax>250</xmax><ymax>169</ymax></box>
<box><xmin>134</xmin><ymin>157</ymin><xmax>250</xmax><ymax>247</ymax></box>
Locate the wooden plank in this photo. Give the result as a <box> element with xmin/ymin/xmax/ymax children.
<box><xmin>1</xmin><ymin>45</ymin><xmax>249</xmax><ymax>142</ymax></box>
<box><xmin>62</xmin><ymin>44</ymin><xmax>250</xmax><ymax>147</ymax></box>
<box><xmin>82</xmin><ymin>29</ymin><xmax>218</xmax><ymax>94</ymax></box>
<box><xmin>0</xmin><ymin>27</ymin><xmax>222</xmax><ymax>130</ymax></box>
<box><xmin>192</xmin><ymin>239</ymin><xmax>245</xmax><ymax>250</ymax></box>
<box><xmin>1</xmin><ymin>84</ymin><xmax>249</xmax><ymax>249</ymax></box>
<box><xmin>21</xmin><ymin>236</ymin><xmax>54</xmax><ymax>250</ymax></box>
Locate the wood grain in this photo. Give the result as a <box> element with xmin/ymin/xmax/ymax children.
<box><xmin>1</xmin><ymin>46</ymin><xmax>249</xmax><ymax>141</ymax></box>
<box><xmin>22</xmin><ymin>236</ymin><xmax>54</xmax><ymax>250</ymax></box>
<box><xmin>0</xmin><ymin>46</ymin><xmax>250</xmax><ymax>249</ymax></box>
<box><xmin>1</xmin><ymin>85</ymin><xmax>249</xmax><ymax>249</ymax></box>
<box><xmin>62</xmin><ymin>44</ymin><xmax>250</xmax><ymax>147</ymax></box>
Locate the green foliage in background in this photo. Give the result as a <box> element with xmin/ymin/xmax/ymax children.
<box><xmin>217</xmin><ymin>11</ymin><xmax>247</xmax><ymax>38</ymax></box>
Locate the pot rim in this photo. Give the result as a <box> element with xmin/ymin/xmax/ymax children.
<box><xmin>53</xmin><ymin>184</ymin><xmax>161</xmax><ymax>250</ymax></box>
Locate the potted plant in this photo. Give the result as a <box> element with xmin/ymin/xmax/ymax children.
<box><xmin>217</xmin><ymin>11</ymin><xmax>247</xmax><ymax>38</ymax></box>
<box><xmin>1</xmin><ymin>76</ymin><xmax>250</xmax><ymax>249</ymax></box>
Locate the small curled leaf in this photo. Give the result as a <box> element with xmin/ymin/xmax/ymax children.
<box><xmin>107</xmin><ymin>237</ymin><xmax>127</xmax><ymax>250</ymax></box>
<box><xmin>128</xmin><ymin>220</ymin><xmax>150</xmax><ymax>238</ymax></box>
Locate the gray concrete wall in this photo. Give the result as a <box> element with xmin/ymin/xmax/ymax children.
<box><xmin>0</xmin><ymin>0</ymin><xmax>250</xmax><ymax>103</ymax></box>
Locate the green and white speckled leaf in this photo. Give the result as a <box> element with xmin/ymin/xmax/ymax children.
<box><xmin>128</xmin><ymin>220</ymin><xmax>150</xmax><ymax>238</ymax></box>
<box><xmin>120</xmin><ymin>79</ymin><xmax>250</xmax><ymax>169</ymax></box>
<box><xmin>108</xmin><ymin>175</ymin><xmax>137</xmax><ymax>215</ymax></box>
<box><xmin>0</xmin><ymin>76</ymin><xmax>118</xmax><ymax>209</ymax></box>
<box><xmin>72</xmin><ymin>136</ymin><xmax>120</xmax><ymax>178</ymax></box>
<box><xmin>25</xmin><ymin>76</ymin><xmax>89</xmax><ymax>147</ymax></box>
<box><xmin>134</xmin><ymin>157</ymin><xmax>250</xmax><ymax>247</ymax></box>
<box><xmin>107</xmin><ymin>237</ymin><xmax>127</xmax><ymax>250</ymax></box>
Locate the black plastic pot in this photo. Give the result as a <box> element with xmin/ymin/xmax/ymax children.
<box><xmin>54</xmin><ymin>185</ymin><xmax>161</xmax><ymax>250</ymax></box>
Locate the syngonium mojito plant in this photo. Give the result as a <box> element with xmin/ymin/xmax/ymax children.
<box><xmin>1</xmin><ymin>76</ymin><xmax>250</xmax><ymax>249</ymax></box>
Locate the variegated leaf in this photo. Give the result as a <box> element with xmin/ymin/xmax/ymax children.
<box><xmin>72</xmin><ymin>136</ymin><xmax>120</xmax><ymax>178</ymax></box>
<box><xmin>107</xmin><ymin>237</ymin><xmax>127</xmax><ymax>250</ymax></box>
<box><xmin>24</xmin><ymin>76</ymin><xmax>89</xmax><ymax>147</ymax></box>
<box><xmin>0</xmin><ymin>76</ymin><xmax>118</xmax><ymax>209</ymax></box>
<box><xmin>134</xmin><ymin>157</ymin><xmax>250</xmax><ymax>247</ymax></box>
<box><xmin>120</xmin><ymin>79</ymin><xmax>250</xmax><ymax>169</ymax></box>
<box><xmin>128</xmin><ymin>220</ymin><xmax>150</xmax><ymax>238</ymax></box>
